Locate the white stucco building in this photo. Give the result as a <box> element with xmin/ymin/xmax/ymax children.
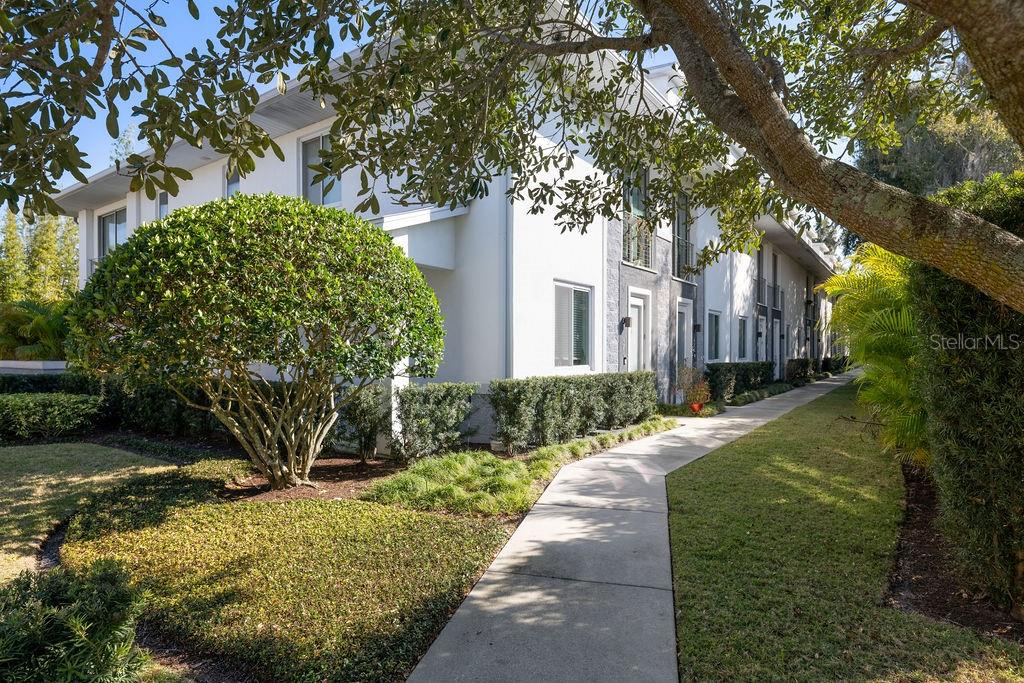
<box><xmin>54</xmin><ymin>62</ymin><xmax>838</xmax><ymax>425</ymax></box>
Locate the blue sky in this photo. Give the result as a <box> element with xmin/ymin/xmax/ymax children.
<box><xmin>67</xmin><ymin>1</ymin><xmax>225</xmax><ymax>187</ymax></box>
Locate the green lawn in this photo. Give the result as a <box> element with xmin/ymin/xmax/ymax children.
<box><xmin>61</xmin><ymin>457</ymin><xmax>510</xmax><ymax>682</ymax></box>
<box><xmin>667</xmin><ymin>384</ymin><xmax>1024</xmax><ymax>681</ymax></box>
<box><xmin>0</xmin><ymin>442</ymin><xmax>171</xmax><ymax>582</ymax></box>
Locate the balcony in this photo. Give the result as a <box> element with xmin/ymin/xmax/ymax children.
<box><xmin>622</xmin><ymin>212</ymin><xmax>653</xmax><ymax>269</ymax></box>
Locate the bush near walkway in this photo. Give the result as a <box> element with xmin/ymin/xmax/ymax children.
<box><xmin>667</xmin><ymin>385</ymin><xmax>1024</xmax><ymax>681</ymax></box>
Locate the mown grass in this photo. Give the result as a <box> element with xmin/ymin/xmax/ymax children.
<box><xmin>667</xmin><ymin>384</ymin><xmax>1024</xmax><ymax>681</ymax></box>
<box><xmin>0</xmin><ymin>442</ymin><xmax>172</xmax><ymax>582</ymax></box>
<box><xmin>62</xmin><ymin>458</ymin><xmax>509</xmax><ymax>682</ymax></box>
<box><xmin>362</xmin><ymin>416</ymin><xmax>675</xmax><ymax>515</ymax></box>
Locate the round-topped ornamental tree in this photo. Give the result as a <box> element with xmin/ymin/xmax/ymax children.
<box><xmin>66</xmin><ymin>193</ymin><xmax>444</xmax><ymax>489</ymax></box>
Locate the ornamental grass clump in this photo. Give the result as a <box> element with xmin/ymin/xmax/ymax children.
<box><xmin>67</xmin><ymin>194</ymin><xmax>444</xmax><ymax>489</ymax></box>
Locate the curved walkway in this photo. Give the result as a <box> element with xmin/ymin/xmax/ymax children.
<box><xmin>409</xmin><ymin>373</ymin><xmax>856</xmax><ymax>682</ymax></box>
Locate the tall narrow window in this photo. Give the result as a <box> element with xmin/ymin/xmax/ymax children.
<box><xmin>225</xmin><ymin>167</ymin><xmax>240</xmax><ymax>197</ymax></box>
<box><xmin>738</xmin><ymin>317</ymin><xmax>748</xmax><ymax>359</ymax></box>
<box><xmin>158</xmin><ymin>191</ymin><xmax>169</xmax><ymax>219</ymax></box>
<box><xmin>622</xmin><ymin>170</ymin><xmax>652</xmax><ymax>268</ymax></box>
<box><xmin>672</xmin><ymin>193</ymin><xmax>692</xmax><ymax>278</ymax></box>
<box><xmin>302</xmin><ymin>135</ymin><xmax>342</xmax><ymax>205</ymax></box>
<box><xmin>555</xmin><ymin>283</ymin><xmax>591</xmax><ymax>367</ymax></box>
<box><xmin>98</xmin><ymin>208</ymin><xmax>127</xmax><ymax>258</ymax></box>
<box><xmin>707</xmin><ymin>311</ymin><xmax>721</xmax><ymax>361</ymax></box>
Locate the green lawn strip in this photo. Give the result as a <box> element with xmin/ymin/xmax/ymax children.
<box><xmin>62</xmin><ymin>460</ymin><xmax>509</xmax><ymax>682</ymax></box>
<box><xmin>362</xmin><ymin>415</ymin><xmax>675</xmax><ymax>515</ymax></box>
<box><xmin>667</xmin><ymin>384</ymin><xmax>1024</xmax><ymax>682</ymax></box>
<box><xmin>0</xmin><ymin>442</ymin><xmax>173</xmax><ymax>582</ymax></box>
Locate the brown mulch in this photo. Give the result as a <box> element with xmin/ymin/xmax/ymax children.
<box><xmin>886</xmin><ymin>464</ymin><xmax>1024</xmax><ymax>643</ymax></box>
<box><xmin>226</xmin><ymin>456</ymin><xmax>404</xmax><ymax>502</ymax></box>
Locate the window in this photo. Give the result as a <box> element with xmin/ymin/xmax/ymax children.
<box><xmin>302</xmin><ymin>135</ymin><xmax>342</xmax><ymax>205</ymax></box>
<box><xmin>707</xmin><ymin>311</ymin><xmax>721</xmax><ymax>361</ymax></box>
<box><xmin>738</xmin><ymin>317</ymin><xmax>748</xmax><ymax>359</ymax></box>
<box><xmin>555</xmin><ymin>284</ymin><xmax>591</xmax><ymax>367</ymax></box>
<box><xmin>672</xmin><ymin>193</ymin><xmax>692</xmax><ymax>278</ymax></box>
<box><xmin>158</xmin><ymin>191</ymin><xmax>169</xmax><ymax>219</ymax></box>
<box><xmin>225</xmin><ymin>167</ymin><xmax>240</xmax><ymax>197</ymax></box>
<box><xmin>98</xmin><ymin>208</ymin><xmax>127</xmax><ymax>258</ymax></box>
<box><xmin>622</xmin><ymin>170</ymin><xmax>652</xmax><ymax>268</ymax></box>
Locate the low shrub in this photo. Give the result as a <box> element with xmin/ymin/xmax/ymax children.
<box><xmin>333</xmin><ymin>384</ymin><xmax>390</xmax><ymax>461</ymax></box>
<box><xmin>785</xmin><ymin>358</ymin><xmax>813</xmax><ymax>386</ymax></box>
<box><xmin>488</xmin><ymin>378</ymin><xmax>542</xmax><ymax>455</ymax></box>
<box><xmin>820</xmin><ymin>356</ymin><xmax>848</xmax><ymax>373</ymax></box>
<box><xmin>489</xmin><ymin>372</ymin><xmax>657</xmax><ymax>452</ymax></box>
<box><xmin>705</xmin><ymin>362</ymin><xmax>774</xmax><ymax>401</ymax></box>
<box><xmin>658</xmin><ymin>402</ymin><xmax>724</xmax><ymax>418</ymax></box>
<box><xmin>0</xmin><ymin>562</ymin><xmax>145</xmax><ymax>683</ymax></box>
<box><xmin>0</xmin><ymin>392</ymin><xmax>103</xmax><ymax>440</ymax></box>
<box><xmin>728</xmin><ymin>382</ymin><xmax>794</xmax><ymax>406</ymax></box>
<box><xmin>390</xmin><ymin>382</ymin><xmax>477</xmax><ymax>461</ymax></box>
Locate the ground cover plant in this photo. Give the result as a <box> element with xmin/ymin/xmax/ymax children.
<box><xmin>363</xmin><ymin>416</ymin><xmax>674</xmax><ymax>515</ymax></box>
<box><xmin>0</xmin><ymin>442</ymin><xmax>170</xmax><ymax>581</ymax></box>
<box><xmin>667</xmin><ymin>385</ymin><xmax>1024</xmax><ymax>681</ymax></box>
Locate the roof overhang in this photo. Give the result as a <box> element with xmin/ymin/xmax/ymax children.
<box><xmin>756</xmin><ymin>215</ymin><xmax>836</xmax><ymax>280</ymax></box>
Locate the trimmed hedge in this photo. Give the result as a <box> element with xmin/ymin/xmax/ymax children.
<box><xmin>0</xmin><ymin>392</ymin><xmax>103</xmax><ymax>440</ymax></box>
<box><xmin>728</xmin><ymin>382</ymin><xmax>794</xmax><ymax>406</ymax></box>
<box><xmin>785</xmin><ymin>358</ymin><xmax>813</xmax><ymax>386</ymax></box>
<box><xmin>488</xmin><ymin>372</ymin><xmax>657</xmax><ymax>453</ymax></box>
<box><xmin>820</xmin><ymin>356</ymin><xmax>848</xmax><ymax>374</ymax></box>
<box><xmin>390</xmin><ymin>382</ymin><xmax>477</xmax><ymax>460</ymax></box>
<box><xmin>704</xmin><ymin>361</ymin><xmax>774</xmax><ymax>401</ymax></box>
<box><xmin>910</xmin><ymin>172</ymin><xmax>1024</xmax><ymax>619</ymax></box>
<box><xmin>0</xmin><ymin>562</ymin><xmax>145</xmax><ymax>683</ymax></box>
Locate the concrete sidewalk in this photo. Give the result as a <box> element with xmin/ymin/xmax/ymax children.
<box><xmin>408</xmin><ymin>373</ymin><xmax>855</xmax><ymax>683</ymax></box>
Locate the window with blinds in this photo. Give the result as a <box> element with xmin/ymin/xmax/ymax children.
<box><xmin>302</xmin><ymin>135</ymin><xmax>342</xmax><ymax>205</ymax></box>
<box><xmin>707</xmin><ymin>311</ymin><xmax>721</xmax><ymax>361</ymax></box>
<box><xmin>555</xmin><ymin>283</ymin><xmax>591</xmax><ymax>367</ymax></box>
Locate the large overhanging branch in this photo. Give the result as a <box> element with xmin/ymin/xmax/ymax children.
<box><xmin>640</xmin><ymin>0</ymin><xmax>1024</xmax><ymax>312</ymax></box>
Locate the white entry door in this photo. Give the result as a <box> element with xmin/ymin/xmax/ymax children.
<box><xmin>627</xmin><ymin>297</ymin><xmax>647</xmax><ymax>371</ymax></box>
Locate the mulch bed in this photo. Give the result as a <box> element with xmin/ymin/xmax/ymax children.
<box><xmin>887</xmin><ymin>464</ymin><xmax>1024</xmax><ymax>643</ymax></box>
<box><xmin>227</xmin><ymin>456</ymin><xmax>404</xmax><ymax>502</ymax></box>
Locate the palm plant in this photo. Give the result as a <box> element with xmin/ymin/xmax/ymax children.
<box><xmin>820</xmin><ymin>244</ymin><xmax>928</xmax><ymax>465</ymax></box>
<box><xmin>0</xmin><ymin>300</ymin><xmax>69</xmax><ymax>361</ymax></box>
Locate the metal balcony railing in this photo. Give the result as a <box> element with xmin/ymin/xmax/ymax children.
<box><xmin>674</xmin><ymin>239</ymin><xmax>695</xmax><ymax>280</ymax></box>
<box><xmin>622</xmin><ymin>212</ymin><xmax>653</xmax><ymax>269</ymax></box>
<box><xmin>772</xmin><ymin>284</ymin><xmax>782</xmax><ymax>310</ymax></box>
<box><xmin>756</xmin><ymin>277</ymin><xmax>767</xmax><ymax>305</ymax></box>
<box><xmin>88</xmin><ymin>258</ymin><xmax>102</xmax><ymax>276</ymax></box>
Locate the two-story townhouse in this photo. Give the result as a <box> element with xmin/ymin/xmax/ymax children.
<box><xmin>54</xmin><ymin>60</ymin><xmax>836</xmax><ymax>440</ymax></box>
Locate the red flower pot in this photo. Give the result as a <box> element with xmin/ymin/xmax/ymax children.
<box><xmin>689</xmin><ymin>402</ymin><xmax>704</xmax><ymax>414</ymax></box>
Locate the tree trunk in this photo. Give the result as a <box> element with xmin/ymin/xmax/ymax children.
<box><xmin>642</xmin><ymin>0</ymin><xmax>1024</xmax><ymax>313</ymax></box>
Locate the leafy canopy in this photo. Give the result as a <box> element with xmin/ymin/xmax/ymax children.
<box><xmin>0</xmin><ymin>1</ymin><xmax>988</xmax><ymax>258</ymax></box>
<box><xmin>66</xmin><ymin>193</ymin><xmax>444</xmax><ymax>390</ymax></box>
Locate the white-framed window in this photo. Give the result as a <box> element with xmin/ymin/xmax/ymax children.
<box><xmin>707</xmin><ymin>310</ymin><xmax>721</xmax><ymax>361</ymax></box>
<box><xmin>98</xmin><ymin>208</ymin><xmax>127</xmax><ymax>258</ymax></box>
<box><xmin>225</xmin><ymin>167</ymin><xmax>240</xmax><ymax>197</ymax></box>
<box><xmin>672</xmin><ymin>193</ymin><xmax>693</xmax><ymax>278</ymax></box>
<box><xmin>301</xmin><ymin>134</ymin><xmax>342</xmax><ymax>205</ymax></box>
<box><xmin>157</xmin><ymin>191</ymin><xmax>169</xmax><ymax>219</ymax></box>
<box><xmin>738</xmin><ymin>316</ymin><xmax>748</xmax><ymax>359</ymax></box>
<box><xmin>622</xmin><ymin>169</ymin><xmax>653</xmax><ymax>269</ymax></box>
<box><xmin>555</xmin><ymin>282</ymin><xmax>591</xmax><ymax>367</ymax></box>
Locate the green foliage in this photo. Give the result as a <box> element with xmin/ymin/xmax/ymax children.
<box><xmin>667</xmin><ymin>385</ymin><xmax>1024</xmax><ymax>680</ymax></box>
<box><xmin>784</xmin><ymin>358</ymin><xmax>813</xmax><ymax>386</ymax></box>
<box><xmin>911</xmin><ymin>172</ymin><xmax>1024</xmax><ymax>619</ymax></box>
<box><xmin>820</xmin><ymin>243</ymin><xmax>927</xmax><ymax>463</ymax></box>
<box><xmin>62</xmin><ymin>481</ymin><xmax>506</xmax><ymax>682</ymax></box>
<box><xmin>333</xmin><ymin>384</ymin><xmax>390</xmax><ymax>462</ymax></box>
<box><xmin>685</xmin><ymin>377</ymin><xmax>711</xmax><ymax>405</ymax></box>
<box><xmin>67</xmin><ymin>194</ymin><xmax>444</xmax><ymax>489</ymax></box>
<box><xmin>488</xmin><ymin>378</ymin><xmax>542</xmax><ymax>455</ymax></box>
<box><xmin>728</xmin><ymin>382</ymin><xmax>794</xmax><ymax>406</ymax></box>
<box><xmin>0</xmin><ymin>392</ymin><xmax>102</xmax><ymax>440</ymax></box>
<box><xmin>704</xmin><ymin>362</ymin><xmax>774</xmax><ymax>401</ymax></box>
<box><xmin>0</xmin><ymin>562</ymin><xmax>146</xmax><ymax>683</ymax></box>
<box><xmin>0</xmin><ymin>210</ymin><xmax>26</xmax><ymax>303</ymax></box>
<box><xmin>488</xmin><ymin>372</ymin><xmax>656</xmax><ymax>453</ymax></box>
<box><xmin>658</xmin><ymin>402</ymin><xmax>723</xmax><ymax>418</ymax></box>
<box><xmin>391</xmin><ymin>382</ymin><xmax>477</xmax><ymax>461</ymax></box>
<box><xmin>364</xmin><ymin>416</ymin><xmax>674</xmax><ymax>515</ymax></box>
<box><xmin>0</xmin><ymin>299</ymin><xmax>68</xmax><ymax>360</ymax></box>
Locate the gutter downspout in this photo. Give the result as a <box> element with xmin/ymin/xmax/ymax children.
<box><xmin>503</xmin><ymin>171</ymin><xmax>514</xmax><ymax>379</ymax></box>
